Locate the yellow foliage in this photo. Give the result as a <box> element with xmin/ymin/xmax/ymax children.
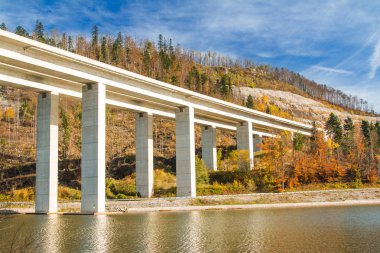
<box><xmin>262</xmin><ymin>95</ymin><xmax>268</xmax><ymax>104</ymax></box>
<box><xmin>327</xmin><ymin>139</ymin><xmax>340</xmax><ymax>150</ymax></box>
<box><xmin>255</xmin><ymin>102</ymin><xmax>266</xmax><ymax>112</ymax></box>
<box><xmin>4</xmin><ymin>107</ymin><xmax>15</xmax><ymax>121</ymax></box>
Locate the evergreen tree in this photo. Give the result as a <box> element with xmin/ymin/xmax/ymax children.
<box><xmin>99</xmin><ymin>36</ymin><xmax>110</xmax><ymax>63</ymax></box>
<box><xmin>112</xmin><ymin>32</ymin><xmax>123</xmax><ymax>65</ymax></box>
<box><xmin>68</xmin><ymin>35</ymin><xmax>74</xmax><ymax>52</ymax></box>
<box><xmin>33</xmin><ymin>20</ymin><xmax>45</xmax><ymax>42</ymax></box>
<box><xmin>91</xmin><ymin>25</ymin><xmax>99</xmax><ymax>47</ymax></box>
<box><xmin>343</xmin><ymin>117</ymin><xmax>354</xmax><ymax>134</ymax></box>
<box><xmin>0</xmin><ymin>22</ymin><xmax>7</xmax><ymax>31</ymax></box>
<box><xmin>219</xmin><ymin>74</ymin><xmax>230</xmax><ymax>96</ymax></box>
<box><xmin>185</xmin><ymin>66</ymin><xmax>200</xmax><ymax>91</ymax></box>
<box><xmin>158</xmin><ymin>34</ymin><xmax>164</xmax><ymax>51</ymax></box>
<box><xmin>361</xmin><ymin>120</ymin><xmax>371</xmax><ymax>146</ymax></box>
<box><xmin>14</xmin><ymin>26</ymin><xmax>29</xmax><ymax>37</ymax></box>
<box><xmin>91</xmin><ymin>25</ymin><xmax>99</xmax><ymax>59</ymax></box>
<box><xmin>142</xmin><ymin>41</ymin><xmax>153</xmax><ymax>76</ymax></box>
<box><xmin>342</xmin><ymin>117</ymin><xmax>355</xmax><ymax>154</ymax></box>
<box><xmin>325</xmin><ymin>113</ymin><xmax>343</xmax><ymax>143</ymax></box>
<box><xmin>293</xmin><ymin>133</ymin><xmax>305</xmax><ymax>151</ymax></box>
<box><xmin>375</xmin><ymin>121</ymin><xmax>380</xmax><ymax>148</ymax></box>
<box><xmin>310</xmin><ymin>121</ymin><xmax>319</xmax><ymax>152</ymax></box>
<box><xmin>246</xmin><ymin>94</ymin><xmax>254</xmax><ymax>109</ymax></box>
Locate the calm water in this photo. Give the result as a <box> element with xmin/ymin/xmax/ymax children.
<box><xmin>1</xmin><ymin>205</ymin><xmax>380</xmax><ymax>252</ymax></box>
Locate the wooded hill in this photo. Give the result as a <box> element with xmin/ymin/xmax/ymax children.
<box><xmin>0</xmin><ymin>21</ymin><xmax>379</xmax><ymax>196</ymax></box>
<box><xmin>0</xmin><ymin>21</ymin><xmax>375</xmax><ymax>116</ymax></box>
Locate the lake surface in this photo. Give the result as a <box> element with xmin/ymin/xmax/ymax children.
<box><xmin>1</xmin><ymin>205</ymin><xmax>380</xmax><ymax>252</ymax></box>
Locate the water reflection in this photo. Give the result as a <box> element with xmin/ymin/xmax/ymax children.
<box><xmin>40</xmin><ymin>214</ymin><xmax>61</xmax><ymax>253</ymax></box>
<box><xmin>1</xmin><ymin>205</ymin><xmax>380</xmax><ymax>252</ymax></box>
<box><xmin>93</xmin><ymin>215</ymin><xmax>109</xmax><ymax>252</ymax></box>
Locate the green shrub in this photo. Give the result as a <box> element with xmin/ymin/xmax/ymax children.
<box><xmin>196</xmin><ymin>156</ymin><xmax>209</xmax><ymax>185</ymax></box>
<box><xmin>253</xmin><ymin>168</ymin><xmax>279</xmax><ymax>192</ymax></box>
<box><xmin>345</xmin><ymin>167</ymin><xmax>362</xmax><ymax>188</ymax></box>
<box><xmin>58</xmin><ymin>186</ymin><xmax>81</xmax><ymax>200</ymax></box>
<box><xmin>106</xmin><ymin>177</ymin><xmax>137</xmax><ymax>199</ymax></box>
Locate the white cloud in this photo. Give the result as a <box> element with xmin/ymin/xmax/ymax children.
<box><xmin>310</xmin><ymin>66</ymin><xmax>353</xmax><ymax>75</ymax></box>
<box><xmin>369</xmin><ymin>38</ymin><xmax>380</xmax><ymax>79</ymax></box>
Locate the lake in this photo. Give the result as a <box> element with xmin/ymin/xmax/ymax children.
<box><xmin>1</xmin><ymin>205</ymin><xmax>380</xmax><ymax>252</ymax></box>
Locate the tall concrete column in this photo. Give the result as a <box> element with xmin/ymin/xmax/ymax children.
<box><xmin>81</xmin><ymin>83</ymin><xmax>106</xmax><ymax>213</ymax></box>
<box><xmin>236</xmin><ymin>121</ymin><xmax>254</xmax><ymax>170</ymax></box>
<box><xmin>253</xmin><ymin>134</ymin><xmax>263</xmax><ymax>152</ymax></box>
<box><xmin>36</xmin><ymin>92</ymin><xmax>58</xmax><ymax>213</ymax></box>
<box><xmin>202</xmin><ymin>126</ymin><xmax>217</xmax><ymax>171</ymax></box>
<box><xmin>135</xmin><ymin>112</ymin><xmax>154</xmax><ymax>197</ymax></box>
<box><xmin>175</xmin><ymin>106</ymin><xmax>196</xmax><ymax>197</ymax></box>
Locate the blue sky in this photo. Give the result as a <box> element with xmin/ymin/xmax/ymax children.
<box><xmin>1</xmin><ymin>0</ymin><xmax>380</xmax><ymax>111</ymax></box>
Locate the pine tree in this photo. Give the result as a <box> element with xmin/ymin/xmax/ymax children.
<box><xmin>99</xmin><ymin>36</ymin><xmax>110</xmax><ymax>63</ymax></box>
<box><xmin>33</xmin><ymin>20</ymin><xmax>45</xmax><ymax>42</ymax></box>
<box><xmin>91</xmin><ymin>25</ymin><xmax>99</xmax><ymax>47</ymax></box>
<box><xmin>185</xmin><ymin>66</ymin><xmax>200</xmax><ymax>91</ymax></box>
<box><xmin>112</xmin><ymin>32</ymin><xmax>123</xmax><ymax>65</ymax></box>
<box><xmin>14</xmin><ymin>26</ymin><xmax>29</xmax><ymax>37</ymax></box>
<box><xmin>91</xmin><ymin>25</ymin><xmax>99</xmax><ymax>59</ymax></box>
<box><xmin>342</xmin><ymin>117</ymin><xmax>355</xmax><ymax>154</ymax></box>
<box><xmin>220</xmin><ymin>74</ymin><xmax>230</xmax><ymax>96</ymax></box>
<box><xmin>375</xmin><ymin>121</ymin><xmax>380</xmax><ymax>148</ymax></box>
<box><xmin>142</xmin><ymin>41</ymin><xmax>153</xmax><ymax>76</ymax></box>
<box><xmin>325</xmin><ymin>113</ymin><xmax>343</xmax><ymax>143</ymax></box>
<box><xmin>246</xmin><ymin>94</ymin><xmax>254</xmax><ymax>109</ymax></box>
<box><xmin>0</xmin><ymin>22</ymin><xmax>7</xmax><ymax>31</ymax></box>
<box><xmin>310</xmin><ymin>121</ymin><xmax>319</xmax><ymax>152</ymax></box>
<box><xmin>361</xmin><ymin>120</ymin><xmax>371</xmax><ymax>146</ymax></box>
<box><xmin>67</xmin><ymin>35</ymin><xmax>74</xmax><ymax>52</ymax></box>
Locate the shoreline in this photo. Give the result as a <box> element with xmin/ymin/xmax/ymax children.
<box><xmin>1</xmin><ymin>188</ymin><xmax>380</xmax><ymax>214</ymax></box>
<box><xmin>125</xmin><ymin>199</ymin><xmax>380</xmax><ymax>213</ymax></box>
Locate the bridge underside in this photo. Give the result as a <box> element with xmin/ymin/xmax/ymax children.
<box><xmin>0</xmin><ymin>30</ymin><xmax>313</xmax><ymax>214</ymax></box>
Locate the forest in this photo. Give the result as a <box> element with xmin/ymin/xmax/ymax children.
<box><xmin>0</xmin><ymin>21</ymin><xmax>379</xmax><ymax>200</ymax></box>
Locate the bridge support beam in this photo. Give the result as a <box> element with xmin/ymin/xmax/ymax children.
<box><xmin>202</xmin><ymin>126</ymin><xmax>217</xmax><ymax>171</ymax></box>
<box><xmin>35</xmin><ymin>92</ymin><xmax>58</xmax><ymax>213</ymax></box>
<box><xmin>175</xmin><ymin>106</ymin><xmax>196</xmax><ymax>197</ymax></box>
<box><xmin>135</xmin><ymin>112</ymin><xmax>154</xmax><ymax>198</ymax></box>
<box><xmin>237</xmin><ymin>121</ymin><xmax>254</xmax><ymax>170</ymax></box>
<box><xmin>253</xmin><ymin>134</ymin><xmax>263</xmax><ymax>152</ymax></box>
<box><xmin>81</xmin><ymin>83</ymin><xmax>106</xmax><ymax>213</ymax></box>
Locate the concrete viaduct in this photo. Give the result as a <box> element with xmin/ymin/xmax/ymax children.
<box><xmin>0</xmin><ymin>30</ymin><xmax>314</xmax><ymax>213</ymax></box>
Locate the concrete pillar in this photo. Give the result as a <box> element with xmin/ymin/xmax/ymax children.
<box><xmin>175</xmin><ymin>106</ymin><xmax>196</xmax><ymax>197</ymax></box>
<box><xmin>253</xmin><ymin>134</ymin><xmax>263</xmax><ymax>152</ymax></box>
<box><xmin>135</xmin><ymin>112</ymin><xmax>154</xmax><ymax>198</ymax></box>
<box><xmin>236</xmin><ymin>121</ymin><xmax>254</xmax><ymax>170</ymax></box>
<box><xmin>202</xmin><ymin>126</ymin><xmax>217</xmax><ymax>171</ymax></box>
<box><xmin>36</xmin><ymin>92</ymin><xmax>58</xmax><ymax>213</ymax></box>
<box><xmin>81</xmin><ymin>83</ymin><xmax>106</xmax><ymax>213</ymax></box>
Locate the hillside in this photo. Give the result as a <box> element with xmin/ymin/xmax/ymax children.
<box><xmin>235</xmin><ymin>87</ymin><xmax>380</xmax><ymax>127</ymax></box>
<box><xmin>0</xmin><ymin>22</ymin><xmax>379</xmax><ymax>196</ymax></box>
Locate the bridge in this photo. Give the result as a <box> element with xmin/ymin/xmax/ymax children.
<box><xmin>0</xmin><ymin>30</ymin><xmax>314</xmax><ymax>213</ymax></box>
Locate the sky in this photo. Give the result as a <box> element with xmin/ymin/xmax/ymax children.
<box><xmin>1</xmin><ymin>0</ymin><xmax>380</xmax><ymax>111</ymax></box>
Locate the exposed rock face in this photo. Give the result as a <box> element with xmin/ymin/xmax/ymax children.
<box><xmin>234</xmin><ymin>87</ymin><xmax>380</xmax><ymax>126</ymax></box>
